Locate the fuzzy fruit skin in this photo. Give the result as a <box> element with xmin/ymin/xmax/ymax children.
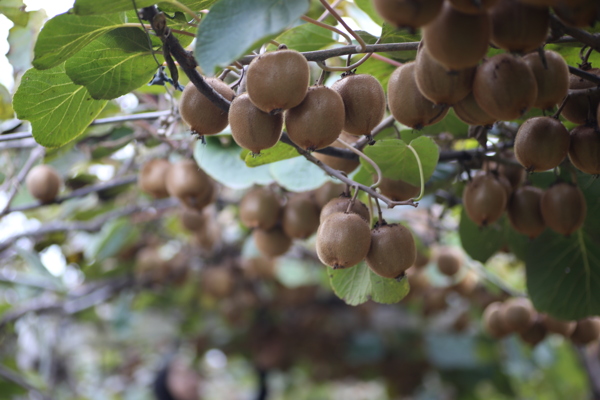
<box><xmin>378</xmin><ymin>177</ymin><xmax>420</xmax><ymax>201</ymax></box>
<box><xmin>316</xmin><ymin>212</ymin><xmax>371</xmax><ymax>269</ymax></box>
<box><xmin>179</xmin><ymin>79</ymin><xmax>235</xmax><ymax>136</ymax></box>
<box><xmin>313</xmin><ymin>132</ymin><xmax>360</xmax><ymax>174</ymax></box>
<box><xmin>253</xmin><ymin>227</ymin><xmax>292</xmax><ymax>257</ymax></box>
<box><xmin>568</xmin><ymin>125</ymin><xmax>600</xmax><ymax>175</ymax></box>
<box><xmin>542</xmin><ymin>314</ymin><xmax>576</xmax><ymax>337</ymax></box>
<box><xmin>331</xmin><ymin>74</ymin><xmax>386</xmax><ymax>136</ymax></box>
<box><xmin>489</xmin><ymin>0</ymin><xmax>550</xmax><ymax>53</ymax></box>
<box><xmin>201</xmin><ymin>267</ymin><xmax>234</xmax><ymax>298</ymax></box>
<box><xmin>180</xmin><ymin>208</ymin><xmax>208</xmax><ymax>232</ymax></box>
<box><xmin>523</xmin><ymin>50</ymin><xmax>569</xmax><ymax>110</ymax></box>
<box><xmin>473</xmin><ymin>54</ymin><xmax>538</xmax><ymax>121</ymax></box>
<box><xmin>423</xmin><ymin>2</ymin><xmax>491</xmax><ymax>70</ymax></box>
<box><xmin>514</xmin><ymin>116</ymin><xmax>569</xmax><ymax>172</ymax></box>
<box><xmin>449</xmin><ymin>0</ymin><xmax>499</xmax><ymax>13</ymax></box>
<box><xmin>366</xmin><ymin>223</ymin><xmax>416</xmax><ymax>279</ymax></box>
<box><xmin>561</xmin><ymin>69</ymin><xmax>600</xmax><ymax>124</ymax></box>
<box><xmin>507</xmin><ymin>186</ymin><xmax>545</xmax><ymax>239</ymax></box>
<box><xmin>320</xmin><ymin>196</ymin><xmax>370</xmax><ymax>224</ymax></box>
<box><xmin>282</xmin><ymin>194</ymin><xmax>320</xmax><ymax>239</ymax></box>
<box><xmin>415</xmin><ymin>46</ymin><xmax>475</xmax><ymax>106</ymax></box>
<box><xmin>26</xmin><ymin>165</ymin><xmax>62</xmax><ymax>203</ymax></box>
<box><xmin>463</xmin><ymin>173</ymin><xmax>507</xmax><ymax>227</ymax></box>
<box><xmin>285</xmin><ymin>86</ymin><xmax>345</xmax><ymax>151</ymax></box>
<box><xmin>483</xmin><ymin>302</ymin><xmax>510</xmax><ymax>339</ymax></box>
<box><xmin>246</xmin><ymin>49</ymin><xmax>309</xmax><ymax>113</ymax></box>
<box><xmin>138</xmin><ymin>159</ymin><xmax>171</xmax><ymax>199</ymax></box>
<box><xmin>436</xmin><ymin>247</ymin><xmax>463</xmax><ymax>276</ymax></box>
<box><xmin>519</xmin><ymin>319</ymin><xmax>547</xmax><ymax>346</ymax></box>
<box><xmin>571</xmin><ymin>317</ymin><xmax>600</xmax><ymax>345</ymax></box>
<box><xmin>313</xmin><ymin>181</ymin><xmax>345</xmax><ymax>208</ymax></box>
<box><xmin>165</xmin><ymin>160</ymin><xmax>214</xmax><ymax>210</ymax></box>
<box><xmin>554</xmin><ymin>0</ymin><xmax>600</xmax><ymax>28</ymax></box>
<box><xmin>453</xmin><ymin>92</ymin><xmax>497</xmax><ymax>126</ymax></box>
<box><xmin>372</xmin><ymin>0</ymin><xmax>444</xmax><ymax>29</ymax></box>
<box><xmin>229</xmin><ymin>93</ymin><xmax>283</xmax><ymax>154</ymax></box>
<box><xmin>135</xmin><ymin>247</ymin><xmax>167</xmax><ymax>283</ymax></box>
<box><xmin>501</xmin><ymin>297</ymin><xmax>535</xmax><ymax>333</ymax></box>
<box><xmin>540</xmin><ymin>183</ymin><xmax>586</xmax><ymax>236</ymax></box>
<box><xmin>239</xmin><ymin>187</ymin><xmax>282</xmax><ymax>230</ymax></box>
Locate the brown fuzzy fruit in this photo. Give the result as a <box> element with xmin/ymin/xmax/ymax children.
<box><xmin>523</xmin><ymin>50</ymin><xmax>569</xmax><ymax>110</ymax></box>
<box><xmin>253</xmin><ymin>227</ymin><xmax>292</xmax><ymax>257</ymax></box>
<box><xmin>540</xmin><ymin>183</ymin><xmax>586</xmax><ymax>236</ymax></box>
<box><xmin>423</xmin><ymin>2</ymin><xmax>491</xmax><ymax>70</ymax></box>
<box><xmin>229</xmin><ymin>93</ymin><xmax>283</xmax><ymax>154</ymax></box>
<box><xmin>313</xmin><ymin>181</ymin><xmax>345</xmax><ymax>208</ymax></box>
<box><xmin>415</xmin><ymin>45</ymin><xmax>475</xmax><ymax>106</ymax></box>
<box><xmin>180</xmin><ymin>208</ymin><xmax>208</xmax><ymax>232</ymax></box>
<box><xmin>501</xmin><ymin>297</ymin><xmax>535</xmax><ymax>333</ymax></box>
<box><xmin>542</xmin><ymin>314</ymin><xmax>576</xmax><ymax>337</ymax></box>
<box><xmin>285</xmin><ymin>86</ymin><xmax>345</xmax><ymax>151</ymax></box>
<box><xmin>561</xmin><ymin>68</ymin><xmax>600</xmax><ymax>125</ymax></box>
<box><xmin>473</xmin><ymin>54</ymin><xmax>538</xmax><ymax>121</ymax></box>
<box><xmin>483</xmin><ymin>302</ymin><xmax>510</xmax><ymax>339</ymax></box>
<box><xmin>378</xmin><ymin>177</ymin><xmax>420</xmax><ymax>201</ymax></box>
<box><xmin>245</xmin><ymin>49</ymin><xmax>309</xmax><ymax>114</ymax></box>
<box><xmin>201</xmin><ymin>267</ymin><xmax>235</xmax><ymax>298</ymax></box>
<box><xmin>179</xmin><ymin>78</ymin><xmax>235</xmax><ymax>136</ymax></box>
<box><xmin>331</xmin><ymin>74</ymin><xmax>386</xmax><ymax>136</ymax></box>
<box><xmin>507</xmin><ymin>186</ymin><xmax>545</xmax><ymax>239</ymax></box>
<box><xmin>313</xmin><ymin>132</ymin><xmax>361</xmax><ymax>174</ymax></box>
<box><xmin>452</xmin><ymin>270</ymin><xmax>478</xmax><ymax>297</ymax></box>
<box><xmin>514</xmin><ymin>116</ymin><xmax>569</xmax><ymax>172</ymax></box>
<box><xmin>519</xmin><ymin>319</ymin><xmax>547</xmax><ymax>346</ymax></box>
<box><xmin>449</xmin><ymin>0</ymin><xmax>499</xmax><ymax>13</ymax></box>
<box><xmin>554</xmin><ymin>0</ymin><xmax>600</xmax><ymax>28</ymax></box>
<box><xmin>388</xmin><ymin>62</ymin><xmax>449</xmax><ymax>129</ymax></box>
<box><xmin>239</xmin><ymin>187</ymin><xmax>283</xmax><ymax>230</ymax></box>
<box><xmin>453</xmin><ymin>92</ymin><xmax>497</xmax><ymax>126</ymax></box>
<box><xmin>499</xmin><ymin>157</ymin><xmax>526</xmax><ymax>189</ymax></box>
<box><xmin>26</xmin><ymin>164</ymin><xmax>62</xmax><ymax>203</ymax></box>
<box><xmin>568</xmin><ymin>125</ymin><xmax>600</xmax><ymax>175</ymax></box>
<box><xmin>366</xmin><ymin>222</ymin><xmax>416</xmax><ymax>279</ymax></box>
<box><xmin>165</xmin><ymin>160</ymin><xmax>214</xmax><ymax>210</ymax></box>
<box><xmin>138</xmin><ymin>159</ymin><xmax>170</xmax><ymax>199</ymax></box>
<box><xmin>489</xmin><ymin>0</ymin><xmax>550</xmax><ymax>53</ymax></box>
<box><xmin>571</xmin><ymin>317</ymin><xmax>600</xmax><ymax>345</ymax></box>
<box><xmin>316</xmin><ymin>212</ymin><xmax>372</xmax><ymax>269</ymax></box>
<box><xmin>436</xmin><ymin>247</ymin><xmax>463</xmax><ymax>276</ymax></box>
<box><xmin>135</xmin><ymin>247</ymin><xmax>168</xmax><ymax>284</ymax></box>
<box><xmin>462</xmin><ymin>173</ymin><xmax>508</xmax><ymax>227</ymax></box>
<box><xmin>372</xmin><ymin>0</ymin><xmax>444</xmax><ymax>29</ymax></box>
<box><xmin>320</xmin><ymin>196</ymin><xmax>370</xmax><ymax>224</ymax></box>
<box><xmin>282</xmin><ymin>194</ymin><xmax>320</xmax><ymax>239</ymax></box>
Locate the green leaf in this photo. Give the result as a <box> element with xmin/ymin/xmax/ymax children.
<box><xmin>418</xmin><ymin>108</ymin><xmax>469</xmax><ymax>137</ymax></box>
<box><xmin>65</xmin><ymin>27</ymin><xmax>158</xmax><ymax>100</ymax></box>
<box><xmin>269</xmin><ymin>156</ymin><xmax>330</xmax><ymax>192</ymax></box>
<box><xmin>458</xmin><ymin>208</ymin><xmax>505</xmax><ymax>263</ymax></box>
<box><xmin>13</xmin><ymin>64</ymin><xmax>108</xmax><ymax>148</ymax></box>
<box><xmin>0</xmin><ymin>0</ymin><xmax>29</xmax><ymax>27</ymax></box>
<box><xmin>354</xmin><ymin>0</ymin><xmax>384</xmax><ymax>25</ymax></box>
<box><xmin>329</xmin><ymin>262</ymin><xmax>410</xmax><ymax>306</ymax></box>
<box><xmin>32</xmin><ymin>13</ymin><xmax>127</xmax><ymax>69</ymax></box>
<box><xmin>0</xmin><ymin>84</ymin><xmax>13</xmax><ymax>120</ymax></box>
<box><xmin>85</xmin><ymin>218</ymin><xmax>139</xmax><ymax>262</ymax></box>
<box><xmin>244</xmin><ymin>141</ymin><xmax>299</xmax><ymax>167</ymax></box>
<box><xmin>73</xmin><ymin>0</ymin><xmax>156</xmax><ymax>15</ymax></box>
<box><xmin>195</xmin><ymin>0</ymin><xmax>310</xmax><ymax>75</ymax></box>
<box><xmin>360</xmin><ymin>137</ymin><xmax>439</xmax><ymax>187</ymax></box>
<box><xmin>157</xmin><ymin>0</ymin><xmax>219</xmax><ymax>12</ymax></box>
<box><xmin>266</xmin><ymin>23</ymin><xmax>336</xmax><ymax>52</ymax></box>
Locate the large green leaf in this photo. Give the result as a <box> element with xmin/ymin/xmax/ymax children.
<box><xmin>360</xmin><ymin>136</ymin><xmax>439</xmax><ymax>187</ymax></box>
<box><xmin>195</xmin><ymin>0</ymin><xmax>310</xmax><ymax>75</ymax></box>
<box><xmin>0</xmin><ymin>0</ymin><xmax>29</xmax><ymax>27</ymax></box>
<box><xmin>269</xmin><ymin>156</ymin><xmax>330</xmax><ymax>192</ymax></box>
<box><xmin>13</xmin><ymin>64</ymin><xmax>108</xmax><ymax>148</ymax></box>
<box><xmin>354</xmin><ymin>0</ymin><xmax>383</xmax><ymax>25</ymax></box>
<box><xmin>329</xmin><ymin>262</ymin><xmax>410</xmax><ymax>306</ymax></box>
<box><xmin>0</xmin><ymin>84</ymin><xmax>13</xmax><ymax>120</ymax></box>
<box><xmin>418</xmin><ymin>108</ymin><xmax>469</xmax><ymax>137</ymax></box>
<box><xmin>266</xmin><ymin>23</ymin><xmax>336</xmax><ymax>52</ymax></box>
<box><xmin>65</xmin><ymin>27</ymin><xmax>158</xmax><ymax>100</ymax></box>
<box><xmin>32</xmin><ymin>13</ymin><xmax>128</xmax><ymax>69</ymax></box>
<box><xmin>243</xmin><ymin>141</ymin><xmax>299</xmax><ymax>167</ymax></box>
<box><xmin>459</xmin><ymin>208</ymin><xmax>505</xmax><ymax>264</ymax></box>
<box><xmin>158</xmin><ymin>1</ymin><xmax>219</xmax><ymax>12</ymax></box>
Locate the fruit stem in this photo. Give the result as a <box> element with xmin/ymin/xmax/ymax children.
<box><xmin>301</xmin><ymin>15</ymin><xmax>353</xmax><ymax>46</ymax></box>
<box><xmin>553</xmin><ymin>95</ymin><xmax>570</xmax><ymax>119</ymax></box>
<box><xmin>345</xmin><ymin>186</ymin><xmax>360</xmax><ymax>213</ymax></box>
<box><xmin>407</xmin><ymin>145</ymin><xmax>425</xmax><ymax>201</ymax></box>
<box><xmin>373</xmin><ymin>194</ymin><xmax>383</xmax><ymax>224</ymax></box>
<box><xmin>319</xmin><ymin>0</ymin><xmax>367</xmax><ymax>52</ymax></box>
<box><xmin>336</xmin><ymin>137</ymin><xmax>383</xmax><ymax>189</ymax></box>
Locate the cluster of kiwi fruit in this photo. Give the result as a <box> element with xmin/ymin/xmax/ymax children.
<box><xmin>483</xmin><ymin>298</ymin><xmax>600</xmax><ymax>346</ymax></box>
<box><xmin>26</xmin><ymin>164</ymin><xmax>63</xmax><ymax>204</ymax></box>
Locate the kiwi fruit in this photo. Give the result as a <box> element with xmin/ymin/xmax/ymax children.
<box><xmin>542</xmin><ymin>314</ymin><xmax>576</xmax><ymax>337</ymax></box>
<box><xmin>313</xmin><ymin>132</ymin><xmax>361</xmax><ymax>174</ymax></box>
<box><xmin>514</xmin><ymin>116</ymin><xmax>570</xmax><ymax>172</ymax></box>
<box><xmin>372</xmin><ymin>0</ymin><xmax>444</xmax><ymax>29</ymax></box>
<box><xmin>451</xmin><ymin>270</ymin><xmax>478</xmax><ymax>297</ymax></box>
<box><xmin>180</xmin><ymin>208</ymin><xmax>208</xmax><ymax>232</ymax></box>
<box><xmin>229</xmin><ymin>93</ymin><xmax>283</xmax><ymax>154</ymax></box>
<box><xmin>26</xmin><ymin>164</ymin><xmax>62</xmax><ymax>203</ymax></box>
<box><xmin>501</xmin><ymin>297</ymin><xmax>535</xmax><ymax>333</ymax></box>
<box><xmin>507</xmin><ymin>186</ymin><xmax>546</xmax><ymax>239</ymax></box>
<box><xmin>406</xmin><ymin>268</ymin><xmax>430</xmax><ymax>293</ymax></box>
<box><xmin>453</xmin><ymin>92</ymin><xmax>497</xmax><ymax>126</ymax></box>
<box><xmin>378</xmin><ymin>177</ymin><xmax>420</xmax><ymax>201</ymax></box>
<box><xmin>366</xmin><ymin>222</ymin><xmax>416</xmax><ymax>279</ymax></box>
<box><xmin>285</xmin><ymin>85</ymin><xmax>345</xmax><ymax>151</ymax></box>
<box><xmin>179</xmin><ymin>78</ymin><xmax>235</xmax><ymax>136</ymax></box>
<box><xmin>389</xmin><ymin>62</ymin><xmax>449</xmax><ymax>129</ymax></box>
<box><xmin>165</xmin><ymin>159</ymin><xmax>214</xmax><ymax>210</ymax></box>
<box><xmin>423</xmin><ymin>287</ymin><xmax>449</xmax><ymax>315</ymax></box>
<box><xmin>489</xmin><ymin>0</ymin><xmax>549</xmax><ymax>53</ymax></box>
<box><xmin>422</xmin><ymin>2</ymin><xmax>491</xmax><ymax>70</ymax></box>
<box><xmin>568</xmin><ymin>125</ymin><xmax>600</xmax><ymax>175</ymax></box>
<box><xmin>436</xmin><ymin>246</ymin><xmax>463</xmax><ymax>276</ymax></box>
<box><xmin>320</xmin><ymin>195</ymin><xmax>370</xmax><ymax>224</ymax></box>
<box><xmin>415</xmin><ymin>45</ymin><xmax>475</xmax><ymax>106</ymax></box>
<box><xmin>316</xmin><ymin>212</ymin><xmax>372</xmax><ymax>269</ymax></box>
<box><xmin>331</xmin><ymin>73</ymin><xmax>386</xmax><ymax>136</ymax></box>
<box><xmin>138</xmin><ymin>159</ymin><xmax>170</xmax><ymax>199</ymax></box>
<box><xmin>253</xmin><ymin>226</ymin><xmax>292</xmax><ymax>257</ymax></box>
<box><xmin>245</xmin><ymin>49</ymin><xmax>309</xmax><ymax>114</ymax></box>
<box><xmin>201</xmin><ymin>266</ymin><xmax>235</xmax><ymax>298</ymax></box>
<box><xmin>413</xmin><ymin>249</ymin><xmax>430</xmax><ymax>269</ymax></box>
<box><xmin>571</xmin><ymin>317</ymin><xmax>600</xmax><ymax>345</ymax></box>
<box><xmin>241</xmin><ymin>256</ymin><xmax>276</xmax><ymax>280</ymax></box>
<box><xmin>540</xmin><ymin>182</ymin><xmax>587</xmax><ymax>236</ymax></box>
<box><xmin>561</xmin><ymin>68</ymin><xmax>600</xmax><ymax>125</ymax></box>
<box><xmin>498</xmin><ymin>157</ymin><xmax>526</xmax><ymax>189</ymax></box>
<box><xmin>554</xmin><ymin>0</ymin><xmax>600</xmax><ymax>28</ymax></box>
<box><xmin>483</xmin><ymin>301</ymin><xmax>510</xmax><ymax>339</ymax></box>
<box><xmin>519</xmin><ymin>319</ymin><xmax>547</xmax><ymax>346</ymax></box>
<box><xmin>448</xmin><ymin>0</ymin><xmax>499</xmax><ymax>13</ymax></box>
<box><xmin>282</xmin><ymin>193</ymin><xmax>321</xmax><ymax>239</ymax></box>
<box><xmin>523</xmin><ymin>50</ymin><xmax>569</xmax><ymax>110</ymax></box>
<box><xmin>472</xmin><ymin>54</ymin><xmax>538</xmax><ymax>121</ymax></box>
<box><xmin>239</xmin><ymin>187</ymin><xmax>283</xmax><ymax>230</ymax></box>
<box><xmin>462</xmin><ymin>173</ymin><xmax>508</xmax><ymax>227</ymax></box>
<box><xmin>313</xmin><ymin>181</ymin><xmax>345</xmax><ymax>208</ymax></box>
<box><xmin>135</xmin><ymin>247</ymin><xmax>167</xmax><ymax>284</ymax></box>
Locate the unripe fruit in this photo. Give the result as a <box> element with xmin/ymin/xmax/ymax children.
<box><xmin>316</xmin><ymin>212</ymin><xmax>372</xmax><ymax>269</ymax></box>
<box><xmin>320</xmin><ymin>196</ymin><xmax>370</xmax><ymax>224</ymax></box>
<box><xmin>483</xmin><ymin>301</ymin><xmax>510</xmax><ymax>339</ymax></box>
<box><xmin>313</xmin><ymin>132</ymin><xmax>361</xmax><ymax>174</ymax></box>
<box><xmin>568</xmin><ymin>125</ymin><xmax>600</xmax><ymax>175</ymax></box>
<box><xmin>507</xmin><ymin>186</ymin><xmax>545</xmax><ymax>239</ymax></box>
<box><xmin>26</xmin><ymin>164</ymin><xmax>62</xmax><ymax>203</ymax></box>
<box><xmin>514</xmin><ymin>116</ymin><xmax>569</xmax><ymax>172</ymax></box>
<box><xmin>388</xmin><ymin>62</ymin><xmax>449</xmax><ymax>129</ymax></box>
<box><xmin>165</xmin><ymin>160</ymin><xmax>214</xmax><ymax>211</ymax></box>
<box><xmin>449</xmin><ymin>0</ymin><xmax>499</xmax><ymax>13</ymax></box>
<box><xmin>229</xmin><ymin>93</ymin><xmax>283</xmax><ymax>154</ymax></box>
<box><xmin>453</xmin><ymin>92</ymin><xmax>497</xmax><ymax>126</ymax></box>
<box><xmin>501</xmin><ymin>297</ymin><xmax>535</xmax><ymax>333</ymax></box>
<box><xmin>179</xmin><ymin>78</ymin><xmax>235</xmax><ymax>136</ymax></box>
<box><xmin>436</xmin><ymin>246</ymin><xmax>463</xmax><ymax>276</ymax></box>
<box><xmin>462</xmin><ymin>173</ymin><xmax>507</xmax><ymax>227</ymax></box>
<box><xmin>331</xmin><ymin>74</ymin><xmax>386</xmax><ymax>136</ymax></box>
<box><xmin>373</xmin><ymin>0</ymin><xmax>444</xmax><ymax>29</ymax></box>
<box><xmin>489</xmin><ymin>0</ymin><xmax>550</xmax><ymax>53</ymax></box>
<box><xmin>541</xmin><ymin>183</ymin><xmax>586</xmax><ymax>236</ymax></box>
<box><xmin>377</xmin><ymin>177</ymin><xmax>420</xmax><ymax>201</ymax></box>
<box><xmin>473</xmin><ymin>54</ymin><xmax>538</xmax><ymax>121</ymax></box>
<box><xmin>313</xmin><ymin>181</ymin><xmax>345</xmax><ymax>208</ymax></box>
<box><xmin>246</xmin><ymin>49</ymin><xmax>309</xmax><ymax>114</ymax></box>
<box><xmin>366</xmin><ymin>222</ymin><xmax>416</xmax><ymax>279</ymax></box>
<box><xmin>138</xmin><ymin>159</ymin><xmax>170</xmax><ymax>199</ymax></box>
<box><xmin>523</xmin><ymin>50</ymin><xmax>569</xmax><ymax>110</ymax></box>
<box><xmin>253</xmin><ymin>226</ymin><xmax>292</xmax><ymax>257</ymax></box>
<box><xmin>561</xmin><ymin>69</ymin><xmax>600</xmax><ymax>125</ymax></box>
<box><xmin>239</xmin><ymin>187</ymin><xmax>283</xmax><ymax>230</ymax></box>
<box><xmin>519</xmin><ymin>319</ymin><xmax>547</xmax><ymax>346</ymax></box>
<box><xmin>542</xmin><ymin>314</ymin><xmax>576</xmax><ymax>337</ymax></box>
<box><xmin>285</xmin><ymin>86</ymin><xmax>345</xmax><ymax>151</ymax></box>
<box><xmin>422</xmin><ymin>2</ymin><xmax>491</xmax><ymax>70</ymax></box>
<box><xmin>571</xmin><ymin>317</ymin><xmax>600</xmax><ymax>345</ymax></box>
<box><xmin>282</xmin><ymin>194</ymin><xmax>320</xmax><ymax>239</ymax></box>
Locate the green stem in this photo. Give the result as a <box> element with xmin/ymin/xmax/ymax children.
<box><xmin>336</xmin><ymin>137</ymin><xmax>382</xmax><ymax>189</ymax></box>
<box><xmin>407</xmin><ymin>144</ymin><xmax>424</xmax><ymax>201</ymax></box>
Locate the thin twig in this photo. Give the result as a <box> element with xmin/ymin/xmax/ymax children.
<box><xmin>549</xmin><ymin>15</ymin><xmax>600</xmax><ymax>53</ymax></box>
